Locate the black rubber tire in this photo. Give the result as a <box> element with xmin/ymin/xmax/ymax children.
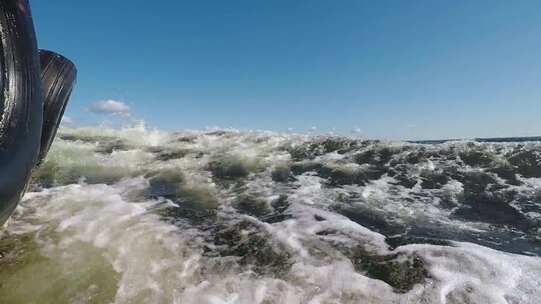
<box><xmin>37</xmin><ymin>50</ymin><xmax>77</xmax><ymax>164</ymax></box>
<box><xmin>0</xmin><ymin>0</ymin><xmax>43</xmax><ymax>226</ymax></box>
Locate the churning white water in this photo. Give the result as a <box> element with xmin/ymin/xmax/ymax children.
<box><xmin>1</xmin><ymin>124</ymin><xmax>540</xmax><ymax>303</ymax></box>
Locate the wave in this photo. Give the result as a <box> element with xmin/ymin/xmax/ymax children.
<box><xmin>1</xmin><ymin>125</ymin><xmax>540</xmax><ymax>303</ymax></box>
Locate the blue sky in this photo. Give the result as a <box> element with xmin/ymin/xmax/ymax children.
<box><xmin>32</xmin><ymin>0</ymin><xmax>541</xmax><ymax>140</ymax></box>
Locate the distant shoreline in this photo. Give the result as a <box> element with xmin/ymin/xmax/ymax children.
<box><xmin>409</xmin><ymin>136</ymin><xmax>541</xmax><ymax>144</ymax></box>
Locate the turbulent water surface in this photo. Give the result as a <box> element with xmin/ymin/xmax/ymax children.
<box><xmin>1</xmin><ymin>125</ymin><xmax>540</xmax><ymax>303</ymax></box>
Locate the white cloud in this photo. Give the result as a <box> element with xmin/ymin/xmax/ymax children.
<box><xmin>61</xmin><ymin>116</ymin><xmax>74</xmax><ymax>125</ymax></box>
<box><xmin>89</xmin><ymin>100</ymin><xmax>131</xmax><ymax>115</ymax></box>
<box><xmin>351</xmin><ymin>127</ymin><xmax>363</xmax><ymax>134</ymax></box>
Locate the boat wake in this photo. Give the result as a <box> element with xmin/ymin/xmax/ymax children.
<box><xmin>1</xmin><ymin>125</ymin><xmax>540</xmax><ymax>303</ymax></box>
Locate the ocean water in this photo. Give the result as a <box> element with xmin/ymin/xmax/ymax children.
<box><xmin>1</xmin><ymin>125</ymin><xmax>540</xmax><ymax>304</ymax></box>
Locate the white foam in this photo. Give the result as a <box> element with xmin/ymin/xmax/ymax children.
<box><xmin>398</xmin><ymin>242</ymin><xmax>541</xmax><ymax>304</ymax></box>
<box><xmin>2</xmin><ymin>126</ymin><xmax>540</xmax><ymax>303</ymax></box>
